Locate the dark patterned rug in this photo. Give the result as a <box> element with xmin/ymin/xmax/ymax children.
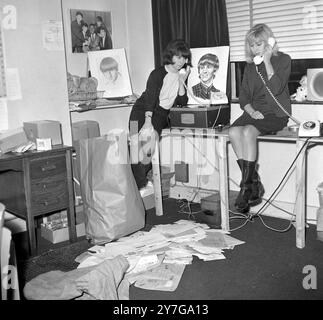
<box><xmin>17</xmin><ymin>239</ymin><xmax>92</xmax><ymax>290</ymax></box>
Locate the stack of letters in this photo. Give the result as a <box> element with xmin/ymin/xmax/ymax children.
<box><xmin>76</xmin><ymin>219</ymin><xmax>244</xmax><ymax>291</ymax></box>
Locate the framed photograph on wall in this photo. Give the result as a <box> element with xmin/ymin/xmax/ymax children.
<box><xmin>187</xmin><ymin>46</ymin><xmax>229</xmax><ymax>105</ymax></box>
<box><xmin>70</xmin><ymin>9</ymin><xmax>112</xmax><ymax>53</ymax></box>
<box><xmin>88</xmin><ymin>48</ymin><xmax>133</xmax><ymax>98</ymax></box>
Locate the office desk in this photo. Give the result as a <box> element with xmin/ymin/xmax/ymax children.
<box><xmin>156</xmin><ymin>128</ymin><xmax>323</xmax><ymax>249</ymax></box>
<box><xmin>0</xmin><ymin>146</ymin><xmax>77</xmax><ymax>255</ymax></box>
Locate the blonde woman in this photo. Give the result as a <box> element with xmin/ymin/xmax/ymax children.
<box><xmin>229</xmin><ymin>23</ymin><xmax>291</xmax><ymax>213</ymax></box>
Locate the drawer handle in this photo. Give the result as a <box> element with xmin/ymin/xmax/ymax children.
<box><xmin>41</xmin><ymin>164</ymin><xmax>57</xmax><ymax>172</ymax></box>
<box><xmin>41</xmin><ymin>199</ymin><xmax>59</xmax><ymax>206</ymax></box>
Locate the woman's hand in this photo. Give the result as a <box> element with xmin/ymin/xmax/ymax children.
<box><xmin>179</xmin><ymin>65</ymin><xmax>191</xmax><ymax>84</ymax></box>
<box><xmin>263</xmin><ymin>44</ymin><xmax>273</xmax><ymax>64</ymax></box>
<box><xmin>139</xmin><ymin>117</ymin><xmax>156</xmax><ymax>156</ymax></box>
<box><xmin>139</xmin><ymin>118</ymin><xmax>154</xmax><ymax>139</ymax></box>
<box><xmin>250</xmin><ymin>110</ymin><xmax>264</xmax><ymax>120</ymax></box>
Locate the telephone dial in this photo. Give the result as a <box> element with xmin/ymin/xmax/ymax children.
<box><xmin>253</xmin><ymin>37</ymin><xmax>276</xmax><ymax>65</ymax></box>
<box><xmin>298</xmin><ymin>120</ymin><xmax>321</xmax><ymax>137</ymax></box>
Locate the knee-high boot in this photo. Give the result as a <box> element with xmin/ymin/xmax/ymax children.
<box><xmin>249</xmin><ymin>163</ymin><xmax>265</xmax><ymax>206</ymax></box>
<box><xmin>235</xmin><ymin>160</ymin><xmax>255</xmax><ymax>213</ymax></box>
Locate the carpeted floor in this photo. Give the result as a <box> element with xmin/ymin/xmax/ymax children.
<box><xmin>14</xmin><ymin>198</ymin><xmax>323</xmax><ymax>300</ymax></box>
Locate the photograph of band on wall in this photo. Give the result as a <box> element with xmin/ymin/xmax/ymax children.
<box><xmin>70</xmin><ymin>9</ymin><xmax>112</xmax><ymax>53</ymax></box>
<box><xmin>87</xmin><ymin>48</ymin><xmax>132</xmax><ymax>98</ymax></box>
<box><xmin>187</xmin><ymin>46</ymin><xmax>229</xmax><ymax>105</ymax></box>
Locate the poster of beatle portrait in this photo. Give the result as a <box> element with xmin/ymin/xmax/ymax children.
<box><xmin>187</xmin><ymin>46</ymin><xmax>229</xmax><ymax>105</ymax></box>
<box><xmin>70</xmin><ymin>9</ymin><xmax>112</xmax><ymax>53</ymax></box>
<box><xmin>88</xmin><ymin>48</ymin><xmax>132</xmax><ymax>98</ymax></box>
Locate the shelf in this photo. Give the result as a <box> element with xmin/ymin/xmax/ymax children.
<box><xmin>230</xmin><ymin>98</ymin><xmax>323</xmax><ymax>105</ymax></box>
<box><xmin>69</xmin><ymin>99</ymin><xmax>134</xmax><ymax>113</ymax></box>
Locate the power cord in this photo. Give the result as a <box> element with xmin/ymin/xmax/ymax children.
<box><xmin>229</xmin><ymin>137</ymin><xmax>311</xmax><ymax>232</ymax></box>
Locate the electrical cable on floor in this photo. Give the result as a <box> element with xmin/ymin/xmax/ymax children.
<box><xmin>170</xmin><ymin>132</ymin><xmax>313</xmax><ymax>233</ymax></box>
<box><xmin>251</xmin><ymin>138</ymin><xmax>310</xmax><ymax>219</ymax></box>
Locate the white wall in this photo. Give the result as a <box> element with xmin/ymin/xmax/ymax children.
<box><xmin>64</xmin><ymin>0</ymin><xmax>155</xmax><ymax>134</ymax></box>
<box><xmin>126</xmin><ymin>0</ymin><xmax>155</xmax><ymax>95</ymax></box>
<box><xmin>62</xmin><ymin>0</ymin><xmax>128</xmax><ymax>77</ymax></box>
<box><xmin>1</xmin><ymin>0</ymin><xmax>72</xmax><ymax>145</ymax></box>
<box><xmin>62</xmin><ymin>0</ymin><xmax>154</xmax><ymax>94</ymax></box>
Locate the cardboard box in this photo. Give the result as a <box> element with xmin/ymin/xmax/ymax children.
<box><xmin>72</xmin><ymin>121</ymin><xmax>100</xmax><ymax>200</ymax></box>
<box><xmin>23</xmin><ymin>120</ymin><xmax>62</xmax><ymax>145</ymax></box>
<box><xmin>142</xmin><ymin>193</ymin><xmax>155</xmax><ymax>210</ymax></box>
<box><xmin>0</xmin><ymin>127</ymin><xmax>28</xmax><ymax>154</ymax></box>
<box><xmin>41</xmin><ymin>223</ymin><xmax>85</xmax><ymax>244</ymax></box>
<box><xmin>72</xmin><ymin>120</ymin><xmax>100</xmax><ymax>142</ymax></box>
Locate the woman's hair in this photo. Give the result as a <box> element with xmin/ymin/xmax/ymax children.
<box><xmin>245</xmin><ymin>23</ymin><xmax>279</xmax><ymax>63</ymax></box>
<box><xmin>197</xmin><ymin>53</ymin><xmax>219</xmax><ymax>72</ymax></box>
<box><xmin>100</xmin><ymin>57</ymin><xmax>118</xmax><ymax>72</ymax></box>
<box><xmin>162</xmin><ymin>39</ymin><xmax>192</xmax><ymax>66</ymax></box>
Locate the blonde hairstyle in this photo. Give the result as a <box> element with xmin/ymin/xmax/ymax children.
<box><xmin>245</xmin><ymin>23</ymin><xmax>279</xmax><ymax>64</ymax></box>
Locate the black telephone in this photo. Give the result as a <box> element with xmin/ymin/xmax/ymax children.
<box><xmin>253</xmin><ymin>37</ymin><xmax>276</xmax><ymax>65</ymax></box>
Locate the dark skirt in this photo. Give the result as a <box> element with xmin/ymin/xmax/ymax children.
<box><xmin>230</xmin><ymin>112</ymin><xmax>288</xmax><ymax>135</ymax></box>
<box><xmin>129</xmin><ymin>104</ymin><xmax>170</xmax><ymax>136</ymax></box>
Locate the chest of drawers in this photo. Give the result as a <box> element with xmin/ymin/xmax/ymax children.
<box><xmin>0</xmin><ymin>146</ymin><xmax>77</xmax><ymax>255</ymax></box>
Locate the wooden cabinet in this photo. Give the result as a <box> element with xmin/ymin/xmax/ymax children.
<box><xmin>0</xmin><ymin>146</ymin><xmax>77</xmax><ymax>255</ymax></box>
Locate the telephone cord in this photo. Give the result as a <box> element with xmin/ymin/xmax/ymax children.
<box><xmin>256</xmin><ymin>66</ymin><xmax>301</xmax><ymax>125</ymax></box>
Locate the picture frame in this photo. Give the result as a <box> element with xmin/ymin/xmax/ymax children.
<box><xmin>88</xmin><ymin>48</ymin><xmax>133</xmax><ymax>98</ymax></box>
<box><xmin>70</xmin><ymin>9</ymin><xmax>112</xmax><ymax>54</ymax></box>
<box><xmin>187</xmin><ymin>46</ymin><xmax>229</xmax><ymax>105</ymax></box>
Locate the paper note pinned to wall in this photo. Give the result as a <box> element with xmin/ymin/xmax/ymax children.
<box><xmin>5</xmin><ymin>68</ymin><xmax>22</xmax><ymax>100</ymax></box>
<box><xmin>0</xmin><ymin>98</ymin><xmax>8</xmax><ymax>131</ymax></box>
<box><xmin>42</xmin><ymin>20</ymin><xmax>64</xmax><ymax>51</ymax></box>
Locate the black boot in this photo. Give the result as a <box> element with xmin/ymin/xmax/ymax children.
<box><xmin>249</xmin><ymin>163</ymin><xmax>265</xmax><ymax>206</ymax></box>
<box><xmin>235</xmin><ymin>160</ymin><xmax>255</xmax><ymax>213</ymax></box>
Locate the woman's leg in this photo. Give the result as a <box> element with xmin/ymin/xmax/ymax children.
<box><xmin>230</xmin><ymin>125</ymin><xmax>260</xmax><ymax>212</ymax></box>
<box><xmin>242</xmin><ymin>125</ymin><xmax>260</xmax><ymax>161</ymax></box>
<box><xmin>241</xmin><ymin>125</ymin><xmax>264</xmax><ymax>206</ymax></box>
<box><xmin>228</xmin><ymin>126</ymin><xmax>245</xmax><ymax>160</ymax></box>
<box><xmin>129</xmin><ymin>107</ymin><xmax>149</xmax><ymax>189</ymax></box>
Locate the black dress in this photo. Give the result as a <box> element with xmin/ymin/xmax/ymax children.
<box><xmin>231</xmin><ymin>52</ymin><xmax>291</xmax><ymax>134</ymax></box>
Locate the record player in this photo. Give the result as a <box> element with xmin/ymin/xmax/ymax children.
<box><xmin>169</xmin><ymin>104</ymin><xmax>230</xmax><ymax>129</ymax></box>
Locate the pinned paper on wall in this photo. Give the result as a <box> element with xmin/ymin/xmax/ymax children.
<box><xmin>0</xmin><ymin>98</ymin><xmax>8</xmax><ymax>131</ymax></box>
<box><xmin>5</xmin><ymin>68</ymin><xmax>22</xmax><ymax>100</ymax></box>
<box><xmin>42</xmin><ymin>20</ymin><xmax>64</xmax><ymax>51</ymax></box>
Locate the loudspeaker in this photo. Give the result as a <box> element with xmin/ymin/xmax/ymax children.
<box><xmin>307</xmin><ymin>68</ymin><xmax>323</xmax><ymax>102</ymax></box>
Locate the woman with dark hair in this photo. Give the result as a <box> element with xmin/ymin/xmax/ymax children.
<box><xmin>129</xmin><ymin>39</ymin><xmax>192</xmax><ymax>195</ymax></box>
<box><xmin>229</xmin><ymin>23</ymin><xmax>291</xmax><ymax>213</ymax></box>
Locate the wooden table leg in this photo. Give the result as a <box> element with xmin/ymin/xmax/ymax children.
<box><xmin>22</xmin><ymin>159</ymin><xmax>37</xmax><ymax>256</ymax></box>
<box><xmin>217</xmin><ymin>136</ymin><xmax>230</xmax><ymax>232</ymax></box>
<box><xmin>65</xmin><ymin>149</ymin><xmax>77</xmax><ymax>243</ymax></box>
<box><xmin>152</xmin><ymin>138</ymin><xmax>163</xmax><ymax>216</ymax></box>
<box><xmin>295</xmin><ymin>139</ymin><xmax>307</xmax><ymax>249</ymax></box>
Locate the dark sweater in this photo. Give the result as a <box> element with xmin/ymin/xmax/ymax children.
<box><xmin>132</xmin><ymin>66</ymin><xmax>188</xmax><ymax>113</ymax></box>
<box><xmin>239</xmin><ymin>52</ymin><xmax>291</xmax><ymax>118</ymax></box>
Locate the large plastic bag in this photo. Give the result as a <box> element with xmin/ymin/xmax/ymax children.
<box><xmin>79</xmin><ymin>130</ymin><xmax>145</xmax><ymax>244</ymax></box>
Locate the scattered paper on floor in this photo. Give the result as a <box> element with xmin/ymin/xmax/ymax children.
<box><xmin>75</xmin><ymin>219</ymin><xmax>245</xmax><ymax>291</ymax></box>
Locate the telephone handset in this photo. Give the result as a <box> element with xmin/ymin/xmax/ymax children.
<box><xmin>253</xmin><ymin>37</ymin><xmax>276</xmax><ymax>65</ymax></box>
<box><xmin>179</xmin><ymin>63</ymin><xmax>188</xmax><ymax>75</ymax></box>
